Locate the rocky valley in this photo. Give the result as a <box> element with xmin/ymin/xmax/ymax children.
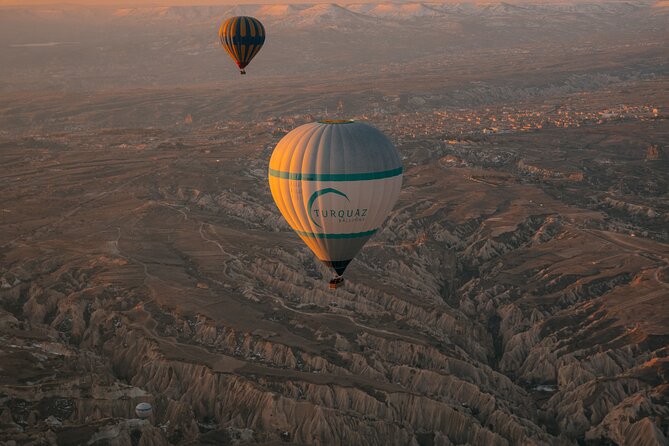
<box><xmin>1</xmin><ymin>1</ymin><xmax>668</xmax><ymax>445</ymax></box>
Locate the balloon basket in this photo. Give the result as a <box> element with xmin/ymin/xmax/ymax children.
<box><xmin>240</xmin><ymin>69</ymin><xmax>246</xmax><ymax>75</ymax></box>
<box><xmin>329</xmin><ymin>277</ymin><xmax>344</xmax><ymax>289</ymax></box>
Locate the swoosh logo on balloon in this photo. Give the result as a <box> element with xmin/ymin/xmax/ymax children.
<box><xmin>308</xmin><ymin>188</ymin><xmax>349</xmax><ymax>228</ymax></box>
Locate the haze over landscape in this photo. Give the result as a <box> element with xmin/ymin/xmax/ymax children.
<box><xmin>0</xmin><ymin>1</ymin><xmax>668</xmax><ymax>445</ymax></box>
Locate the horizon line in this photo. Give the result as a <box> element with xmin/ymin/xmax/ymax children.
<box><xmin>0</xmin><ymin>0</ymin><xmax>654</xmax><ymax>7</ymax></box>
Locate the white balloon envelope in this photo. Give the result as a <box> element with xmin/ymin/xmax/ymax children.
<box><xmin>135</xmin><ymin>402</ymin><xmax>152</xmax><ymax>419</ymax></box>
<box><xmin>269</xmin><ymin>120</ymin><xmax>403</xmax><ymax>282</ymax></box>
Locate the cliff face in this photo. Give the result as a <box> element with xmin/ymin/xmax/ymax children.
<box><xmin>1</xmin><ymin>122</ymin><xmax>668</xmax><ymax>446</ymax></box>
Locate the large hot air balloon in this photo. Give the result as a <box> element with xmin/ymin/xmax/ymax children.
<box><xmin>268</xmin><ymin>120</ymin><xmax>403</xmax><ymax>288</ymax></box>
<box><xmin>219</xmin><ymin>16</ymin><xmax>265</xmax><ymax>75</ymax></box>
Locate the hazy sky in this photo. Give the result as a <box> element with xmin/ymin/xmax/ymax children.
<box><xmin>0</xmin><ymin>0</ymin><xmax>611</xmax><ymax>5</ymax></box>
<box><xmin>0</xmin><ymin>1</ymin><xmax>257</xmax><ymax>4</ymax></box>
<box><xmin>0</xmin><ymin>0</ymin><xmax>270</xmax><ymax>5</ymax></box>
<box><xmin>2</xmin><ymin>0</ymin><xmax>334</xmax><ymax>4</ymax></box>
<box><xmin>3</xmin><ymin>0</ymin><xmax>640</xmax><ymax>5</ymax></box>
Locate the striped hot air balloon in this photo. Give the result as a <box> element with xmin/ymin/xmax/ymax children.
<box><xmin>269</xmin><ymin>120</ymin><xmax>403</xmax><ymax>288</ymax></box>
<box><xmin>219</xmin><ymin>16</ymin><xmax>265</xmax><ymax>75</ymax></box>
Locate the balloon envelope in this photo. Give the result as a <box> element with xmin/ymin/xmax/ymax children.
<box><xmin>219</xmin><ymin>16</ymin><xmax>265</xmax><ymax>73</ymax></box>
<box><xmin>269</xmin><ymin>120</ymin><xmax>402</xmax><ymax>276</ymax></box>
<box><xmin>135</xmin><ymin>402</ymin><xmax>152</xmax><ymax>419</ymax></box>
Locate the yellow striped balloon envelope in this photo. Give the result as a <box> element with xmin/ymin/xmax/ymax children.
<box><xmin>219</xmin><ymin>16</ymin><xmax>265</xmax><ymax>75</ymax></box>
<box><xmin>269</xmin><ymin>120</ymin><xmax>403</xmax><ymax>285</ymax></box>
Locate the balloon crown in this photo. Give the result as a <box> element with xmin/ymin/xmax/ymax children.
<box><xmin>318</xmin><ymin>119</ymin><xmax>355</xmax><ymax>124</ymax></box>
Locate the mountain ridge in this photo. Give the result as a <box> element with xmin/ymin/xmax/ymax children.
<box><xmin>0</xmin><ymin>1</ymin><xmax>661</xmax><ymax>24</ymax></box>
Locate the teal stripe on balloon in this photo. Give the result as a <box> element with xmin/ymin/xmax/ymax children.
<box><xmin>268</xmin><ymin>167</ymin><xmax>403</xmax><ymax>182</ymax></box>
<box><xmin>294</xmin><ymin>229</ymin><xmax>378</xmax><ymax>239</ymax></box>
